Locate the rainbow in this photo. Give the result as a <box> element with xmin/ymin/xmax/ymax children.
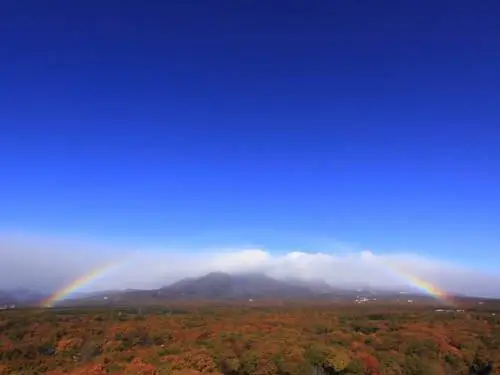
<box><xmin>41</xmin><ymin>249</ymin><xmax>457</xmax><ymax>307</ymax></box>
<box><xmin>382</xmin><ymin>260</ymin><xmax>456</xmax><ymax>306</ymax></box>
<box><xmin>41</xmin><ymin>256</ymin><xmax>131</xmax><ymax>308</ymax></box>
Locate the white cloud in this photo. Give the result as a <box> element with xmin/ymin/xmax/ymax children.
<box><xmin>0</xmin><ymin>232</ymin><xmax>499</xmax><ymax>298</ymax></box>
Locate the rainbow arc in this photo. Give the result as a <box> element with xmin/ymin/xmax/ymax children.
<box><xmin>41</xmin><ymin>251</ymin><xmax>456</xmax><ymax>307</ymax></box>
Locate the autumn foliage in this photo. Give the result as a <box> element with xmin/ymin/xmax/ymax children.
<box><xmin>0</xmin><ymin>302</ymin><xmax>498</xmax><ymax>374</ymax></box>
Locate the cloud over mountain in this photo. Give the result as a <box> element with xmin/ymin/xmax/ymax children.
<box><xmin>1</xmin><ymin>232</ymin><xmax>499</xmax><ymax>298</ymax></box>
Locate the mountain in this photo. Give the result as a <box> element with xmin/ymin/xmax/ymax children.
<box><xmin>157</xmin><ymin>272</ymin><xmax>315</xmax><ymax>300</ymax></box>
<box><xmin>44</xmin><ymin>272</ymin><xmax>471</xmax><ymax>307</ymax></box>
<box><xmin>0</xmin><ymin>288</ymin><xmax>47</xmax><ymax>306</ymax></box>
<box><xmin>0</xmin><ymin>291</ymin><xmax>17</xmax><ymax>305</ymax></box>
<box><xmin>52</xmin><ymin>272</ymin><xmax>317</xmax><ymax>305</ymax></box>
<box><xmin>283</xmin><ymin>277</ymin><xmax>336</xmax><ymax>294</ymax></box>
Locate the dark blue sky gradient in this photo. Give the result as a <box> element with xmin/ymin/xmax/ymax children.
<box><xmin>1</xmin><ymin>1</ymin><xmax>499</xmax><ymax>263</ymax></box>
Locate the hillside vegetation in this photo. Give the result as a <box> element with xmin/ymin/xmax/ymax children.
<box><xmin>0</xmin><ymin>303</ymin><xmax>498</xmax><ymax>374</ymax></box>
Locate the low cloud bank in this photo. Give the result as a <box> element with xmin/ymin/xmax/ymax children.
<box><xmin>1</xmin><ymin>232</ymin><xmax>499</xmax><ymax>298</ymax></box>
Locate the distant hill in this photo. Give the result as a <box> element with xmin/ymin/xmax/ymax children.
<box><xmin>0</xmin><ymin>288</ymin><xmax>47</xmax><ymax>306</ymax></box>
<box><xmin>43</xmin><ymin>271</ymin><xmax>481</xmax><ymax>307</ymax></box>
<box><xmin>157</xmin><ymin>272</ymin><xmax>315</xmax><ymax>300</ymax></box>
<box><xmin>283</xmin><ymin>277</ymin><xmax>336</xmax><ymax>294</ymax></box>
<box><xmin>0</xmin><ymin>291</ymin><xmax>17</xmax><ymax>306</ymax></box>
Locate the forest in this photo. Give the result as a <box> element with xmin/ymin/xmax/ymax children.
<box><xmin>0</xmin><ymin>302</ymin><xmax>498</xmax><ymax>375</ymax></box>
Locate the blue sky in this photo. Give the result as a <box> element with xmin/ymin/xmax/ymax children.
<box><xmin>1</xmin><ymin>1</ymin><xmax>499</xmax><ymax>272</ymax></box>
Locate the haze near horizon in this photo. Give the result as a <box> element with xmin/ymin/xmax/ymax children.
<box><xmin>1</xmin><ymin>233</ymin><xmax>500</xmax><ymax>299</ymax></box>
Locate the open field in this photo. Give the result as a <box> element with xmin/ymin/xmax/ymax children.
<box><xmin>1</xmin><ymin>301</ymin><xmax>499</xmax><ymax>374</ymax></box>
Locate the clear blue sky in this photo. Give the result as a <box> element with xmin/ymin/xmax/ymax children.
<box><xmin>1</xmin><ymin>1</ymin><xmax>499</xmax><ymax>265</ymax></box>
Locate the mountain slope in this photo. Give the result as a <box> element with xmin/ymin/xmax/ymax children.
<box><xmin>0</xmin><ymin>289</ymin><xmax>47</xmax><ymax>306</ymax></box>
<box><xmin>158</xmin><ymin>272</ymin><xmax>315</xmax><ymax>300</ymax></box>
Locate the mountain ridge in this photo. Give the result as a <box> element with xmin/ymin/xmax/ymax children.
<box><xmin>157</xmin><ymin>271</ymin><xmax>315</xmax><ymax>300</ymax></box>
<box><xmin>10</xmin><ymin>271</ymin><xmax>483</xmax><ymax>307</ymax></box>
